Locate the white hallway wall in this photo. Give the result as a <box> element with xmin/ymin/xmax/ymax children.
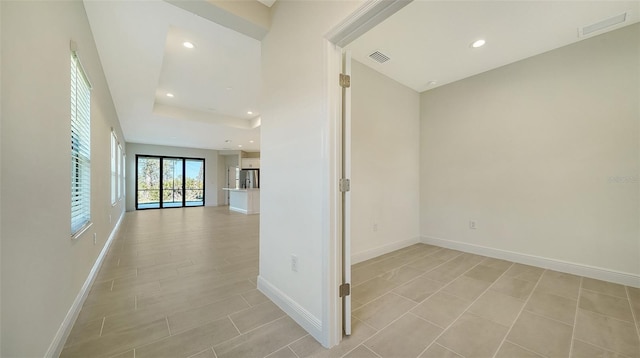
<box><xmin>420</xmin><ymin>24</ymin><xmax>640</xmax><ymax>281</ymax></box>
<box><xmin>351</xmin><ymin>60</ymin><xmax>420</xmax><ymax>263</ymax></box>
<box><xmin>125</xmin><ymin>143</ymin><xmax>223</xmax><ymax>211</ymax></box>
<box><xmin>258</xmin><ymin>0</ymin><xmax>364</xmax><ymax>347</ymax></box>
<box><xmin>0</xmin><ymin>1</ymin><xmax>126</xmax><ymax>356</ymax></box>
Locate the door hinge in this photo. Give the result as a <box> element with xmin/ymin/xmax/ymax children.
<box><xmin>339</xmin><ymin>283</ymin><xmax>351</xmax><ymax>297</ymax></box>
<box><xmin>340</xmin><ymin>73</ymin><xmax>351</xmax><ymax>88</ymax></box>
<box><xmin>339</xmin><ymin>178</ymin><xmax>350</xmax><ymax>192</ymax></box>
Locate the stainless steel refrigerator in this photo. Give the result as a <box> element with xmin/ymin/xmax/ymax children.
<box><xmin>239</xmin><ymin>169</ymin><xmax>259</xmax><ymax>189</ymax></box>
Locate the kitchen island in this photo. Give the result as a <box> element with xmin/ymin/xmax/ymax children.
<box><xmin>223</xmin><ymin>188</ymin><xmax>260</xmax><ymax>214</ymax></box>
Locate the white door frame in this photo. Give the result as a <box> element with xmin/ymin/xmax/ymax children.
<box><xmin>322</xmin><ymin>0</ymin><xmax>413</xmax><ymax>348</ymax></box>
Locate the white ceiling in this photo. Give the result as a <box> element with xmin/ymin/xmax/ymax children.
<box><xmin>84</xmin><ymin>0</ymin><xmax>262</xmax><ymax>151</ymax></box>
<box><xmin>85</xmin><ymin>1</ymin><xmax>639</xmax><ymax>152</ymax></box>
<box><xmin>347</xmin><ymin>1</ymin><xmax>640</xmax><ymax>92</ymax></box>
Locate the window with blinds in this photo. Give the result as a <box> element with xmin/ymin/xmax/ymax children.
<box><xmin>71</xmin><ymin>52</ymin><xmax>92</xmax><ymax>236</ymax></box>
<box><xmin>111</xmin><ymin>131</ymin><xmax>117</xmax><ymax>205</ymax></box>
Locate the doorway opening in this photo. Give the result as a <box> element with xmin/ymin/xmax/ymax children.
<box><xmin>135</xmin><ymin>155</ymin><xmax>205</xmax><ymax>210</ymax></box>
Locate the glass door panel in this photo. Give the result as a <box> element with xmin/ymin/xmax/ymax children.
<box><xmin>185</xmin><ymin>159</ymin><xmax>204</xmax><ymax>206</ymax></box>
<box><xmin>162</xmin><ymin>158</ymin><xmax>184</xmax><ymax>208</ymax></box>
<box><xmin>136</xmin><ymin>157</ymin><xmax>161</xmax><ymax>209</ymax></box>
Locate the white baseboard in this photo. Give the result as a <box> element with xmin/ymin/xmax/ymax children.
<box><xmin>257</xmin><ymin>276</ymin><xmax>323</xmax><ymax>344</ymax></box>
<box><xmin>45</xmin><ymin>212</ymin><xmax>125</xmax><ymax>358</ymax></box>
<box><xmin>351</xmin><ymin>237</ymin><xmax>420</xmax><ymax>265</ymax></box>
<box><xmin>421</xmin><ymin>236</ymin><xmax>640</xmax><ymax>288</ymax></box>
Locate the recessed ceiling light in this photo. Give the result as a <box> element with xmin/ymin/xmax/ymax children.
<box><xmin>427</xmin><ymin>80</ymin><xmax>437</xmax><ymax>86</ymax></box>
<box><xmin>166</xmin><ymin>93</ymin><xmax>174</xmax><ymax>97</ymax></box>
<box><xmin>238</xmin><ymin>145</ymin><xmax>243</xmax><ymax>148</ymax></box>
<box><xmin>225</xmin><ymin>139</ymin><xmax>232</xmax><ymax>143</ymax></box>
<box><xmin>247</xmin><ymin>111</ymin><xmax>253</xmax><ymax>115</ymax></box>
<box><xmin>183</xmin><ymin>41</ymin><xmax>195</xmax><ymax>49</ymax></box>
<box><xmin>249</xmin><ymin>140</ymin><xmax>254</xmax><ymax>143</ymax></box>
<box><xmin>471</xmin><ymin>39</ymin><xmax>486</xmax><ymax>48</ymax></box>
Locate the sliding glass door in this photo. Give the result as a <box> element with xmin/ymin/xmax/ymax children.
<box><xmin>162</xmin><ymin>158</ymin><xmax>184</xmax><ymax>208</ymax></box>
<box><xmin>136</xmin><ymin>155</ymin><xmax>205</xmax><ymax>210</ymax></box>
<box><xmin>137</xmin><ymin>157</ymin><xmax>161</xmax><ymax>209</ymax></box>
<box><xmin>185</xmin><ymin>159</ymin><xmax>204</xmax><ymax>206</ymax></box>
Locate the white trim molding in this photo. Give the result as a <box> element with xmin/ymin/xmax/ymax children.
<box><xmin>421</xmin><ymin>236</ymin><xmax>640</xmax><ymax>288</ymax></box>
<box><xmin>257</xmin><ymin>276</ymin><xmax>323</xmax><ymax>343</ymax></box>
<box><xmin>45</xmin><ymin>212</ymin><xmax>125</xmax><ymax>358</ymax></box>
<box><xmin>352</xmin><ymin>237</ymin><xmax>420</xmax><ymax>265</ymax></box>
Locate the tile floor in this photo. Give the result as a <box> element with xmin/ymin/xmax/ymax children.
<box><xmin>61</xmin><ymin>207</ymin><xmax>640</xmax><ymax>358</ymax></box>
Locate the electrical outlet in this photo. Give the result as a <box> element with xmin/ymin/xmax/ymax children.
<box><xmin>93</xmin><ymin>233</ymin><xmax>97</xmax><ymax>245</ymax></box>
<box><xmin>291</xmin><ymin>254</ymin><xmax>299</xmax><ymax>272</ymax></box>
<box><xmin>469</xmin><ymin>220</ymin><xmax>477</xmax><ymax>230</ymax></box>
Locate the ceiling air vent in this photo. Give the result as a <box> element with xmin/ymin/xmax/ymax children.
<box><xmin>579</xmin><ymin>12</ymin><xmax>628</xmax><ymax>37</ymax></box>
<box><xmin>369</xmin><ymin>50</ymin><xmax>390</xmax><ymax>64</ymax></box>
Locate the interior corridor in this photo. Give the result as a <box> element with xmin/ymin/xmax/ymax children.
<box><xmin>61</xmin><ymin>207</ymin><xmax>640</xmax><ymax>357</ymax></box>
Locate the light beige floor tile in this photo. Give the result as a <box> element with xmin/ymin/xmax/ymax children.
<box><xmin>411</xmin><ymin>292</ymin><xmax>470</xmax><ymax>328</ymax></box>
<box><xmin>168</xmin><ymin>295</ymin><xmax>250</xmax><ymax>334</ymax></box>
<box><xmin>60</xmin><ymin>317</ymin><xmax>170</xmax><ymax>358</ymax></box>
<box><xmin>419</xmin><ymin>343</ymin><xmax>463</xmax><ymax>358</ymax></box>
<box><xmin>109</xmin><ymin>275</ymin><xmax>164</xmax><ymax>297</ymax></box>
<box><xmin>353</xmin><ymin>293</ymin><xmax>417</xmax><ymax>330</ymax></box>
<box><xmin>229</xmin><ymin>300</ymin><xmax>285</xmax><ymax>333</ymax></box>
<box><xmin>75</xmin><ymin>293</ymin><xmax>135</xmax><ymax>322</ymax></box>
<box><xmin>189</xmin><ymin>348</ymin><xmax>217</xmax><ymax>358</ymax></box>
<box><xmin>480</xmin><ymin>258</ymin><xmax>513</xmax><ymax>271</ymax></box>
<box><xmin>406</xmin><ymin>256</ymin><xmax>447</xmax><ymax>273</ymax></box>
<box><xmin>352</xmin><ymin>266</ymin><xmax>386</xmax><ymax>286</ymax></box>
<box><xmin>442</xmin><ymin>275</ymin><xmax>491</xmax><ymax>301</ymax></box>
<box><xmin>430</xmin><ymin>249</ymin><xmax>462</xmax><ymax>261</ymax></box>
<box><xmin>580</xmin><ymin>290</ymin><xmax>634</xmax><ymax>323</ymax></box>
<box><xmin>240</xmin><ymin>289</ymin><xmax>269</xmax><ymax>306</ymax></box>
<box><xmin>491</xmin><ymin>276</ymin><xmax>536</xmax><ymax>300</ymax></box>
<box><xmin>536</xmin><ymin>271</ymin><xmax>581</xmax><ymax>300</ymax></box>
<box><xmin>109</xmin><ymin>349</ymin><xmax>135</xmax><ymax>358</ymax></box>
<box><xmin>393</xmin><ymin>275</ymin><xmax>445</xmax><ymax>303</ymax></box>
<box><xmin>379</xmin><ymin>266</ymin><xmax>423</xmax><ymax>285</ymax></box>
<box><xmin>525</xmin><ymin>290</ymin><xmax>577</xmax><ymax>325</ymax></box>
<box><xmin>503</xmin><ymin>263</ymin><xmax>544</xmax><ymax>283</ymax></box>
<box><xmin>464</xmin><ymin>264</ymin><xmax>506</xmax><ymax>283</ymax></box>
<box><xmin>582</xmin><ymin>278</ymin><xmax>629</xmax><ymax>299</ymax></box>
<box><xmin>352</xmin><ymin>277</ymin><xmax>399</xmax><ymax>305</ymax></box>
<box><xmin>64</xmin><ymin>317</ymin><xmax>103</xmax><ymax>347</ymax></box>
<box><xmin>574</xmin><ymin>309</ymin><xmax>640</xmax><ymax>357</ymax></box>
<box><xmin>571</xmin><ymin>339</ymin><xmax>629</xmax><ymax>358</ymax></box>
<box><xmin>95</xmin><ymin>266</ymin><xmax>137</xmax><ymax>283</ymax></box>
<box><xmin>289</xmin><ymin>318</ymin><xmax>377</xmax><ymax>358</ymax></box>
<box><xmin>266</xmin><ymin>346</ymin><xmax>299</xmax><ymax>358</ymax></box>
<box><xmin>213</xmin><ymin>316</ymin><xmax>307</xmax><ymax>358</ymax></box>
<box><xmin>364</xmin><ymin>314</ymin><xmax>442</xmax><ymax>358</ymax></box>
<box><xmin>507</xmin><ymin>310</ymin><xmax>573</xmax><ymax>357</ymax></box>
<box><xmin>343</xmin><ymin>345</ymin><xmax>380</xmax><ymax>358</ymax></box>
<box><xmin>66</xmin><ymin>208</ymin><xmax>640</xmax><ymax>358</ymax></box>
<box><xmin>437</xmin><ymin>313</ymin><xmax>508</xmax><ymax>357</ymax></box>
<box><xmin>495</xmin><ymin>341</ymin><xmax>543</xmax><ymax>358</ymax></box>
<box><xmin>468</xmin><ymin>290</ymin><xmax>525</xmax><ymax>327</ymax></box>
<box><xmin>136</xmin><ymin>317</ymin><xmax>239</xmax><ymax>358</ymax></box>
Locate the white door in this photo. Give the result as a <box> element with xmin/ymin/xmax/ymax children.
<box><xmin>341</xmin><ymin>50</ymin><xmax>352</xmax><ymax>336</ymax></box>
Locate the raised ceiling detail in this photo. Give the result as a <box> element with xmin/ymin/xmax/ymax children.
<box><xmin>84</xmin><ymin>1</ymin><xmax>262</xmax><ymax>151</ymax></box>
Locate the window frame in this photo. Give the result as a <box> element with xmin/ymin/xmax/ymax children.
<box><xmin>71</xmin><ymin>51</ymin><xmax>92</xmax><ymax>238</ymax></box>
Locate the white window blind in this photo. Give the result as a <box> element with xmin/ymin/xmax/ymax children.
<box><xmin>117</xmin><ymin>143</ymin><xmax>123</xmax><ymax>199</ymax></box>
<box><xmin>71</xmin><ymin>52</ymin><xmax>92</xmax><ymax>236</ymax></box>
<box><xmin>111</xmin><ymin>131</ymin><xmax>117</xmax><ymax>205</ymax></box>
